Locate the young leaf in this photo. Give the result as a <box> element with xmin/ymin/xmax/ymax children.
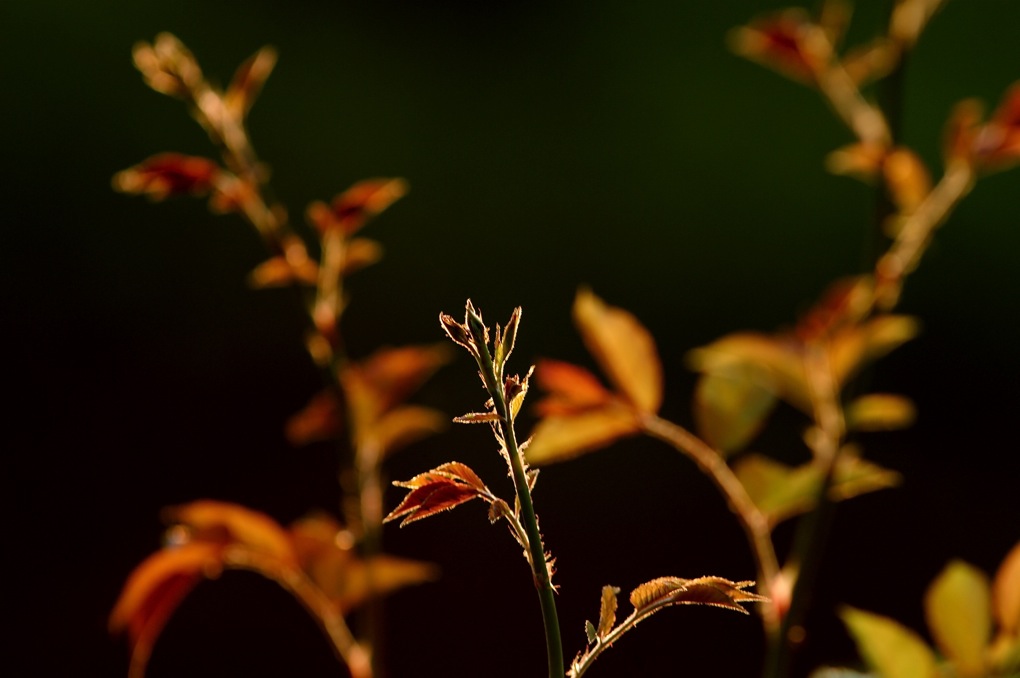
<box><xmin>224</xmin><ymin>45</ymin><xmax>278</xmax><ymax>118</ymax></box>
<box><xmin>992</xmin><ymin>541</ymin><xmax>1020</xmax><ymax>637</ymax></box>
<box><xmin>573</xmin><ymin>288</ymin><xmax>663</xmax><ymax>414</ymax></box>
<box><xmin>385</xmin><ymin>462</ymin><xmax>491</xmax><ymax>527</ymax></box>
<box><xmin>693</xmin><ymin>366</ymin><xmax>778</xmax><ymax>454</ymax></box>
<box><xmin>285</xmin><ymin>389</ymin><xmax>342</xmax><ymax>446</ymax></box>
<box><xmin>598</xmin><ymin>586</ymin><xmax>620</xmax><ymax>639</ymax></box>
<box><xmin>828</xmin><ymin>315</ymin><xmax>920</xmax><ymax>389</ymax></box>
<box><xmin>629</xmin><ymin>576</ymin><xmax>767</xmax><ymax>615</ymax></box>
<box><xmin>524</xmin><ymin>408</ymin><xmax>639</xmax><ymax>465</ymax></box>
<box><xmin>453</xmin><ymin>411</ymin><xmax>502</xmax><ymax>424</ymax></box>
<box><xmin>924</xmin><ymin>560</ymin><xmax>992</xmax><ymax>677</ymax></box>
<box><xmin>585</xmin><ymin>620</ymin><xmax>598</xmax><ymax>645</ymax></box>
<box><xmin>840</xmin><ymin>606</ymin><xmax>939</xmax><ymax>678</ymax></box>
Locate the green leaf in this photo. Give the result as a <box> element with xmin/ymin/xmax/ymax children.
<box><xmin>924</xmin><ymin>560</ymin><xmax>992</xmax><ymax>677</ymax></box>
<box><xmin>693</xmin><ymin>367</ymin><xmax>778</xmax><ymax>454</ymax></box>
<box><xmin>840</xmin><ymin>606</ymin><xmax>938</xmax><ymax>678</ymax></box>
<box><xmin>585</xmin><ymin>620</ymin><xmax>597</xmax><ymax>645</ymax></box>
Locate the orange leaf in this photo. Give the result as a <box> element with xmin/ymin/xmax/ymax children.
<box><xmin>573</xmin><ymin>289</ymin><xmax>662</xmax><ymax>414</ymax></box>
<box><xmin>827</xmin><ymin>315</ymin><xmax>919</xmax><ymax>389</ymax></box>
<box><xmin>165</xmin><ymin>500</ymin><xmax>297</xmax><ymax>566</ymax></box>
<box><xmin>285</xmin><ymin>390</ymin><xmax>343</xmax><ymax>446</ymax></box>
<box><xmin>109</xmin><ymin>542</ymin><xmax>223</xmax><ymax>678</ymax></box>
<box><xmin>248</xmin><ymin>254</ymin><xmax>320</xmax><ymax>289</ymax></box>
<box><xmin>974</xmin><ymin>82</ymin><xmax>1020</xmax><ymax>172</ymax></box>
<box><xmin>629</xmin><ymin>576</ymin><xmax>767</xmax><ymax>614</ymax></box>
<box><xmin>394</xmin><ymin>461</ymin><xmax>488</xmax><ymax>493</ymax></box>
<box><xmin>224</xmin><ymin>45</ymin><xmax>278</xmax><ymax>118</ymax></box>
<box><xmin>883</xmin><ymin>148</ymin><xmax>932</xmax><ymax>219</ymax></box>
<box><xmin>525</xmin><ymin>407</ymin><xmax>639</xmax><ymax>465</ymax></box>
<box><xmin>305</xmin><ymin>178</ymin><xmax>408</xmax><ymax>235</ymax></box>
<box><xmin>534</xmin><ymin>359</ymin><xmax>613</xmax><ymax>416</ymax></box>
<box><xmin>362</xmin><ymin>405</ymin><xmax>446</xmax><ymax>458</ymax></box>
<box><xmin>343</xmin><ymin>343</ymin><xmax>452</xmax><ymax>430</ymax></box>
<box><xmin>992</xmin><ymin>542</ymin><xmax>1020</xmax><ymax>637</ymax></box>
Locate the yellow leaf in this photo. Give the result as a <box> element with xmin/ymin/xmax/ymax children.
<box><xmin>693</xmin><ymin>366</ymin><xmax>777</xmax><ymax>454</ymax></box>
<box><xmin>687</xmin><ymin>331</ymin><xmax>811</xmax><ymax>413</ymax></box>
<box><xmin>993</xmin><ymin>541</ymin><xmax>1020</xmax><ymax>636</ymax></box>
<box><xmin>840</xmin><ymin>606</ymin><xmax>939</xmax><ymax>678</ymax></box>
<box><xmin>573</xmin><ymin>288</ymin><xmax>662</xmax><ymax>414</ymax></box>
<box><xmin>598</xmin><ymin>585</ymin><xmax>620</xmax><ymax>638</ymax></box>
<box><xmin>925</xmin><ymin>560</ymin><xmax>992</xmax><ymax>677</ymax></box>
<box><xmin>362</xmin><ymin>405</ymin><xmax>446</xmax><ymax>458</ymax></box>
<box><xmin>524</xmin><ymin>407</ymin><xmax>639</xmax><ymax>466</ymax></box>
<box><xmin>828</xmin><ymin>315</ymin><xmax>919</xmax><ymax>390</ymax></box>
<box><xmin>846</xmin><ymin>394</ymin><xmax>916</xmax><ymax>432</ymax></box>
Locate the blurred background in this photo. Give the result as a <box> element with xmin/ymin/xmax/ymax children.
<box><xmin>4</xmin><ymin>1</ymin><xmax>1018</xmax><ymax>676</ymax></box>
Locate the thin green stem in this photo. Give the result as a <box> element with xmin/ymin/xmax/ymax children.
<box><xmin>473</xmin><ymin>336</ymin><xmax>565</xmax><ymax>678</ymax></box>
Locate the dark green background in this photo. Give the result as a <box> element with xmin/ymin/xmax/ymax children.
<box><xmin>4</xmin><ymin>1</ymin><xmax>1018</xmax><ymax>676</ymax></box>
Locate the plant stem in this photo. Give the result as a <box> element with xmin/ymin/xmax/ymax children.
<box><xmin>473</xmin><ymin>340</ymin><xmax>565</xmax><ymax>678</ymax></box>
<box><xmin>640</xmin><ymin>414</ymin><xmax>780</xmax><ymax>633</ymax></box>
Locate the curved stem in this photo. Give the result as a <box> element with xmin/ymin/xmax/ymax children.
<box><xmin>639</xmin><ymin>414</ymin><xmax>780</xmax><ymax>633</ymax></box>
<box><xmin>223</xmin><ymin>549</ymin><xmax>372</xmax><ymax>678</ymax></box>
<box><xmin>473</xmin><ymin>340</ymin><xmax>565</xmax><ymax>678</ymax></box>
<box><xmin>568</xmin><ymin>601</ymin><xmax>671</xmax><ymax>678</ymax></box>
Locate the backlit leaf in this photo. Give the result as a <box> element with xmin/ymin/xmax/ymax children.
<box><xmin>534</xmin><ymin>359</ymin><xmax>613</xmax><ymax>416</ymax></box>
<box><xmin>687</xmin><ymin>332</ymin><xmax>810</xmax><ymax>413</ymax></box>
<box><xmin>846</xmin><ymin>394</ymin><xmax>916</xmax><ymax>432</ymax></box>
<box><xmin>525</xmin><ymin>408</ymin><xmax>639</xmax><ymax>466</ymax></box>
<box><xmin>166</xmin><ymin>500</ymin><xmax>297</xmax><ymax>565</ymax></box>
<box><xmin>883</xmin><ymin>148</ymin><xmax>932</xmax><ymax>218</ymax></box>
<box><xmin>361</xmin><ymin>405</ymin><xmax>446</xmax><ymax>458</ymax></box>
<box><xmin>224</xmin><ymin>45</ymin><xmax>277</xmax><ymax>118</ymax></box>
<box><xmin>285</xmin><ymin>390</ymin><xmax>342</xmax><ymax>446</ymax></box>
<box><xmin>394</xmin><ymin>461</ymin><xmax>488</xmax><ymax>493</ymax></box>
<box><xmin>573</xmin><ymin>289</ymin><xmax>662</xmax><ymax>414</ymax></box>
<box><xmin>629</xmin><ymin>576</ymin><xmax>767</xmax><ymax>615</ymax></box>
<box><xmin>925</xmin><ymin>560</ymin><xmax>992</xmax><ymax>677</ymax></box>
<box><xmin>992</xmin><ymin>542</ymin><xmax>1020</xmax><ymax>636</ymax></box>
<box><xmin>109</xmin><ymin>542</ymin><xmax>222</xmax><ymax>678</ymax></box>
<box><xmin>384</xmin><ymin>482</ymin><xmax>482</xmax><ymax>527</ymax></box>
<box><xmin>736</xmin><ymin>453</ymin><xmax>900</xmax><ymax>527</ymax></box>
<box><xmin>333</xmin><ymin>555</ymin><xmax>439</xmax><ymax>613</ymax></box>
<box><xmin>112</xmin><ymin>153</ymin><xmax>220</xmax><ymax>200</ymax></box>
<box><xmin>840</xmin><ymin>606</ymin><xmax>938</xmax><ymax>678</ymax></box>
<box><xmin>694</xmin><ymin>366</ymin><xmax>778</xmax><ymax>454</ymax></box>
<box><xmin>828</xmin><ymin>315</ymin><xmax>919</xmax><ymax>390</ymax></box>
<box><xmin>598</xmin><ymin>585</ymin><xmax>620</xmax><ymax>638</ymax></box>
<box><xmin>585</xmin><ymin>620</ymin><xmax>598</xmax><ymax>645</ymax></box>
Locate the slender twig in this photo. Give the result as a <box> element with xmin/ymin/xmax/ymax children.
<box><xmin>639</xmin><ymin>414</ymin><xmax>781</xmax><ymax>632</ymax></box>
<box><xmin>223</xmin><ymin>549</ymin><xmax>372</xmax><ymax>678</ymax></box>
<box><xmin>568</xmin><ymin>598</ymin><xmax>684</xmax><ymax>678</ymax></box>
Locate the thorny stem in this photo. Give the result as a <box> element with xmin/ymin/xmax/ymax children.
<box><xmin>223</xmin><ymin>549</ymin><xmax>372</xmax><ymax>678</ymax></box>
<box><xmin>568</xmin><ymin>597</ymin><xmax>687</xmax><ymax>678</ymax></box>
<box><xmin>639</xmin><ymin>414</ymin><xmax>781</xmax><ymax>633</ymax></box>
<box><xmin>472</xmin><ymin>332</ymin><xmax>565</xmax><ymax>678</ymax></box>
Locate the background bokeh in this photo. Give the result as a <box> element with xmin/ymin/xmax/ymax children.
<box><xmin>4</xmin><ymin>1</ymin><xmax>1018</xmax><ymax>676</ymax></box>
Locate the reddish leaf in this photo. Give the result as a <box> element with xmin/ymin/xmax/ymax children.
<box><xmin>573</xmin><ymin>289</ymin><xmax>663</xmax><ymax>414</ymax></box>
<box><xmin>248</xmin><ymin>254</ymin><xmax>320</xmax><ymax>289</ymax></box>
<box><xmin>384</xmin><ymin>482</ymin><xmax>483</xmax><ymax>527</ymax></box>
<box><xmin>974</xmin><ymin>82</ymin><xmax>1020</xmax><ymax>172</ymax></box>
<box><xmin>307</xmin><ymin>179</ymin><xmax>408</xmax><ymax>235</ymax></box>
<box><xmin>113</xmin><ymin>153</ymin><xmax>220</xmax><ymax>200</ymax></box>
<box><xmin>395</xmin><ymin>461</ymin><xmax>488</xmax><ymax>493</ymax></box>
<box><xmin>728</xmin><ymin>10</ymin><xmax>831</xmax><ymax>85</ymax></box>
